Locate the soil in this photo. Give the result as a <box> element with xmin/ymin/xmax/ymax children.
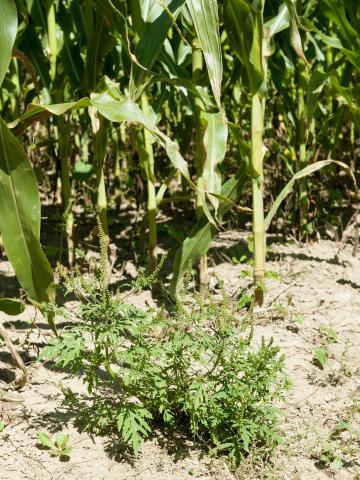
<box><xmin>0</xmin><ymin>234</ymin><xmax>359</xmax><ymax>480</ymax></box>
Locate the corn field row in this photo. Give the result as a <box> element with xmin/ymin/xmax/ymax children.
<box><xmin>0</xmin><ymin>0</ymin><xmax>358</xmax><ymax>319</ymax></box>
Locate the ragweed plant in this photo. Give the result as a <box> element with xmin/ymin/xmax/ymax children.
<box><xmin>40</xmin><ymin>245</ymin><xmax>287</xmax><ymax>468</ymax></box>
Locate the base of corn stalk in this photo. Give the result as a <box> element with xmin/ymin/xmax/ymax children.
<box><xmin>199</xmin><ymin>255</ymin><xmax>209</xmax><ymax>292</ymax></box>
<box><xmin>254</xmin><ymin>282</ymin><xmax>264</xmax><ymax>307</ymax></box>
<box><xmin>64</xmin><ymin>208</ymin><xmax>75</xmax><ymax>267</ymax></box>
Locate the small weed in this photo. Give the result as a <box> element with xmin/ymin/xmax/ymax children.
<box><xmin>0</xmin><ymin>421</ymin><xmax>5</xmax><ymax>432</ymax></box>
<box><xmin>313</xmin><ymin>324</ymin><xmax>339</xmax><ymax>370</ymax></box>
<box><xmin>330</xmin><ymin>420</ymin><xmax>351</xmax><ymax>440</ymax></box>
<box><xmin>265</xmin><ymin>270</ymin><xmax>280</xmax><ymax>280</ymax></box>
<box><xmin>238</xmin><ymin>294</ymin><xmax>252</xmax><ymax>309</ymax></box>
<box><xmin>37</xmin><ymin>432</ymin><xmax>72</xmax><ymax>458</ymax></box>
<box><xmin>274</xmin><ymin>302</ymin><xmax>287</xmax><ymax>319</ymax></box>
<box><xmin>313</xmin><ymin>346</ymin><xmax>328</xmax><ymax>369</ymax></box>
<box><xmin>293</xmin><ymin>314</ymin><xmax>305</xmax><ymax>324</ymax></box>
<box><xmin>318</xmin><ymin>443</ymin><xmax>343</xmax><ymax>471</ymax></box>
<box><xmin>320</xmin><ymin>325</ymin><xmax>338</xmax><ymax>344</ymax></box>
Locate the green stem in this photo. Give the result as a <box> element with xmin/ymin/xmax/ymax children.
<box><xmin>47</xmin><ymin>2</ymin><xmax>57</xmax><ymax>81</ymax></box>
<box><xmin>297</xmin><ymin>59</ymin><xmax>308</xmax><ymax>237</ymax></box>
<box><xmin>251</xmin><ymin>93</ymin><xmax>265</xmax><ymax>305</ymax></box>
<box><xmin>141</xmin><ymin>94</ymin><xmax>158</xmax><ymax>273</ymax></box>
<box><xmin>192</xmin><ymin>38</ymin><xmax>208</xmax><ymax>290</ymax></box>
<box><xmin>94</xmin><ymin>117</ymin><xmax>108</xmax><ymax>237</ymax></box>
<box><xmin>58</xmin><ymin>118</ymin><xmax>75</xmax><ymax>266</ymax></box>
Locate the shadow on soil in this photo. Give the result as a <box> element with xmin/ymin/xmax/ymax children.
<box><xmin>29</xmin><ymin>388</ymin><xmax>202</xmax><ymax>466</ymax></box>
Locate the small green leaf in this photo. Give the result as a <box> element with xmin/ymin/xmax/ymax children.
<box><xmin>330</xmin><ymin>421</ymin><xmax>350</xmax><ymax>439</ymax></box>
<box><xmin>55</xmin><ymin>433</ymin><xmax>69</xmax><ymax>450</ymax></box>
<box><xmin>265</xmin><ymin>270</ymin><xmax>280</xmax><ymax>280</ymax></box>
<box><xmin>294</xmin><ymin>314</ymin><xmax>305</xmax><ymax>324</ymax></box>
<box><xmin>241</xmin><ymin>429</ymin><xmax>250</xmax><ymax>452</ymax></box>
<box><xmin>238</xmin><ymin>295</ymin><xmax>252</xmax><ymax>309</ymax></box>
<box><xmin>330</xmin><ymin>458</ymin><xmax>343</xmax><ymax>471</ymax></box>
<box><xmin>37</xmin><ymin>432</ymin><xmax>54</xmax><ymax>450</ymax></box>
<box><xmin>60</xmin><ymin>447</ymin><xmax>72</xmax><ymax>457</ymax></box>
<box><xmin>313</xmin><ymin>347</ymin><xmax>327</xmax><ymax>369</ymax></box>
<box><xmin>0</xmin><ymin>298</ymin><xmax>25</xmax><ymax>316</ymax></box>
<box><xmin>0</xmin><ymin>421</ymin><xmax>5</xmax><ymax>432</ymax></box>
<box><xmin>72</xmin><ymin>161</ymin><xmax>94</xmax><ymax>180</ymax></box>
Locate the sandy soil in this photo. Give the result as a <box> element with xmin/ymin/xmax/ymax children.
<box><xmin>0</xmin><ymin>235</ymin><xmax>359</xmax><ymax>480</ymax></box>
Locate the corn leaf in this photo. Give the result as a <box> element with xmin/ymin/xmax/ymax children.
<box><xmin>265</xmin><ymin>160</ymin><xmax>357</xmax><ymax>230</ymax></box>
<box><xmin>224</xmin><ymin>0</ymin><xmax>264</xmax><ymax>94</ymax></box>
<box><xmin>283</xmin><ymin>0</ymin><xmax>307</xmax><ymax>65</ymax></box>
<box><xmin>11</xmin><ymin>93</ymin><xmax>196</xmax><ymax>190</ymax></box>
<box><xmin>264</xmin><ymin>4</ymin><xmax>290</xmax><ymax>39</ymax></box>
<box><xmin>129</xmin><ymin>0</ymin><xmax>186</xmax><ymax>99</ymax></box>
<box><xmin>319</xmin><ymin>0</ymin><xmax>360</xmax><ymax>48</ymax></box>
<box><xmin>0</xmin><ymin>118</ymin><xmax>55</xmax><ymax>304</ymax></box>
<box><xmin>170</xmin><ymin>171</ymin><xmax>248</xmax><ymax>297</ymax></box>
<box><xmin>90</xmin><ymin>91</ymin><xmax>194</xmax><ymax>187</ymax></box>
<box><xmin>0</xmin><ymin>298</ymin><xmax>25</xmax><ymax>316</ymax></box>
<box><xmin>0</xmin><ymin>0</ymin><xmax>17</xmax><ymax>88</ymax></box>
<box><xmin>187</xmin><ymin>0</ymin><xmax>223</xmax><ymax>109</ymax></box>
<box><xmin>201</xmin><ymin>112</ymin><xmax>228</xmax><ymax>213</ymax></box>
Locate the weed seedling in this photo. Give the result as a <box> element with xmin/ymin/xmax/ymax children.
<box><xmin>37</xmin><ymin>432</ymin><xmax>72</xmax><ymax>458</ymax></box>
<box><xmin>313</xmin><ymin>324</ymin><xmax>339</xmax><ymax>369</ymax></box>
<box><xmin>313</xmin><ymin>346</ymin><xmax>328</xmax><ymax>369</ymax></box>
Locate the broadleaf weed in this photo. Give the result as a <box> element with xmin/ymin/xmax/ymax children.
<box><xmin>40</xmin><ymin>253</ymin><xmax>287</xmax><ymax>468</ymax></box>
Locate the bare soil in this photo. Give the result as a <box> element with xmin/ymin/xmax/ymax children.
<box><xmin>0</xmin><ymin>235</ymin><xmax>359</xmax><ymax>480</ymax></box>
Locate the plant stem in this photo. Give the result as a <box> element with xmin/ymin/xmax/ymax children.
<box><xmin>251</xmin><ymin>93</ymin><xmax>266</xmax><ymax>305</ymax></box>
<box><xmin>297</xmin><ymin>59</ymin><xmax>308</xmax><ymax>238</ymax></box>
<box><xmin>58</xmin><ymin>118</ymin><xmax>75</xmax><ymax>266</ymax></box>
<box><xmin>94</xmin><ymin>117</ymin><xmax>108</xmax><ymax>237</ymax></box>
<box><xmin>141</xmin><ymin>94</ymin><xmax>158</xmax><ymax>273</ymax></box>
<box><xmin>47</xmin><ymin>2</ymin><xmax>57</xmax><ymax>81</ymax></box>
<box><xmin>192</xmin><ymin>38</ymin><xmax>208</xmax><ymax>290</ymax></box>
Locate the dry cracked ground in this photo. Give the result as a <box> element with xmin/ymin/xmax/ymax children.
<box><xmin>0</xmin><ymin>234</ymin><xmax>359</xmax><ymax>480</ymax></box>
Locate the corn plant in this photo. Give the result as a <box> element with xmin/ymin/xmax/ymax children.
<box><xmin>0</xmin><ymin>0</ymin><xmax>55</xmax><ymax>328</ymax></box>
<box><xmin>0</xmin><ymin>0</ymin><xmax>358</xmax><ymax>318</ymax></box>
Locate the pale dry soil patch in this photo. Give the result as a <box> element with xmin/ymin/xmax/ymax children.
<box><xmin>0</xmin><ymin>236</ymin><xmax>359</xmax><ymax>480</ymax></box>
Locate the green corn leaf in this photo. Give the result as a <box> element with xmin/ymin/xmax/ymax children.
<box><xmin>264</xmin><ymin>4</ymin><xmax>290</xmax><ymax>40</ymax></box>
<box><xmin>319</xmin><ymin>0</ymin><xmax>360</xmax><ymax>49</ymax></box>
<box><xmin>171</xmin><ymin>171</ymin><xmax>248</xmax><ymax>297</ymax></box>
<box><xmin>201</xmin><ymin>112</ymin><xmax>228</xmax><ymax>213</ymax></box>
<box><xmin>283</xmin><ymin>0</ymin><xmax>307</xmax><ymax>65</ymax></box>
<box><xmin>0</xmin><ymin>298</ymin><xmax>25</xmax><ymax>316</ymax></box>
<box><xmin>0</xmin><ymin>0</ymin><xmax>17</xmax><ymax>88</ymax></box>
<box><xmin>129</xmin><ymin>0</ymin><xmax>186</xmax><ymax>99</ymax></box>
<box><xmin>265</xmin><ymin>160</ymin><xmax>357</xmax><ymax>230</ymax></box>
<box><xmin>224</xmin><ymin>0</ymin><xmax>264</xmax><ymax>94</ymax></box>
<box><xmin>90</xmin><ymin>91</ymin><xmax>194</xmax><ymax>187</ymax></box>
<box><xmin>0</xmin><ymin>118</ymin><xmax>55</xmax><ymax>304</ymax></box>
<box><xmin>8</xmin><ymin>98</ymin><xmax>92</xmax><ymax>130</ymax></box>
<box><xmin>9</xmin><ymin>94</ymin><xmax>194</xmax><ymax>188</ymax></box>
<box><xmin>187</xmin><ymin>0</ymin><xmax>223</xmax><ymax>109</ymax></box>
